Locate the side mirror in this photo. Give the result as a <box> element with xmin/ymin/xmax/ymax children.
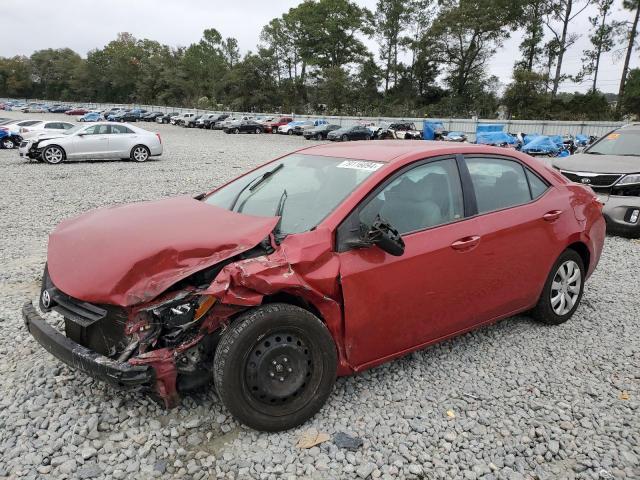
<box><xmin>77</xmin><ymin>132</ymin><xmax>86</xmax><ymax>136</ymax></box>
<box><xmin>362</xmin><ymin>215</ymin><xmax>405</xmax><ymax>256</ymax></box>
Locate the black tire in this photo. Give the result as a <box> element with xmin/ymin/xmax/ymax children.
<box><xmin>315</xmin><ymin>133</ymin><xmax>322</xmax><ymax>140</ymax></box>
<box><xmin>255</xmin><ymin>128</ymin><xmax>262</xmax><ymax>134</ymax></box>
<box><xmin>234</xmin><ymin>128</ymin><xmax>240</xmax><ymax>134</ymax></box>
<box><xmin>341</xmin><ymin>134</ymin><xmax>349</xmax><ymax>141</ymax></box>
<box><xmin>130</xmin><ymin>145</ymin><xmax>150</xmax><ymax>162</ymax></box>
<box><xmin>42</xmin><ymin>145</ymin><xmax>65</xmax><ymax>164</ymax></box>
<box><xmin>2</xmin><ymin>138</ymin><xmax>15</xmax><ymax>149</ymax></box>
<box><xmin>287</xmin><ymin>130</ymin><xmax>293</xmax><ymax>135</ymax></box>
<box><xmin>530</xmin><ymin>249</ymin><xmax>585</xmax><ymax>325</ymax></box>
<box><xmin>213</xmin><ymin>303</ymin><xmax>337</xmax><ymax>432</ymax></box>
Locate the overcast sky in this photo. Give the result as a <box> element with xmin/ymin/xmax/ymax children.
<box><xmin>1</xmin><ymin>0</ymin><xmax>637</xmax><ymax>94</ymax></box>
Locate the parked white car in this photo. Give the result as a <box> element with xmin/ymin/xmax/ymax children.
<box><xmin>170</xmin><ymin>113</ymin><xmax>196</xmax><ymax>125</ymax></box>
<box><xmin>1</xmin><ymin>119</ymin><xmax>43</xmax><ymax>135</ymax></box>
<box><xmin>20</xmin><ymin>120</ymin><xmax>76</xmax><ymax>139</ymax></box>
<box><xmin>18</xmin><ymin>122</ymin><xmax>163</xmax><ymax>164</ymax></box>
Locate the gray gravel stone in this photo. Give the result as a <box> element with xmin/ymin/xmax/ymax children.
<box><xmin>0</xmin><ymin>110</ymin><xmax>638</xmax><ymax>480</ymax></box>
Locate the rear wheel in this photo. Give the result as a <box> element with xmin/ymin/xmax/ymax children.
<box><xmin>341</xmin><ymin>134</ymin><xmax>349</xmax><ymax>141</ymax></box>
<box><xmin>531</xmin><ymin>249</ymin><xmax>585</xmax><ymax>325</ymax></box>
<box><xmin>213</xmin><ymin>303</ymin><xmax>337</xmax><ymax>432</ymax></box>
<box><xmin>130</xmin><ymin>145</ymin><xmax>150</xmax><ymax>162</ymax></box>
<box><xmin>287</xmin><ymin>130</ymin><xmax>293</xmax><ymax>135</ymax></box>
<box><xmin>315</xmin><ymin>133</ymin><xmax>322</xmax><ymax>140</ymax></box>
<box><xmin>42</xmin><ymin>145</ymin><xmax>65</xmax><ymax>164</ymax></box>
<box><xmin>234</xmin><ymin>128</ymin><xmax>240</xmax><ymax>134</ymax></box>
<box><xmin>2</xmin><ymin>138</ymin><xmax>15</xmax><ymax>149</ymax></box>
<box><xmin>255</xmin><ymin>128</ymin><xmax>262</xmax><ymax>134</ymax></box>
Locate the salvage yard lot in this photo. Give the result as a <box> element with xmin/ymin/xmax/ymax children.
<box><xmin>0</xmin><ymin>111</ymin><xmax>638</xmax><ymax>479</ymax></box>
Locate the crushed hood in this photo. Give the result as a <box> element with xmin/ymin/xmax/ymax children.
<box><xmin>552</xmin><ymin>153</ymin><xmax>640</xmax><ymax>174</ymax></box>
<box><xmin>47</xmin><ymin>196</ymin><xmax>279</xmax><ymax>307</ymax></box>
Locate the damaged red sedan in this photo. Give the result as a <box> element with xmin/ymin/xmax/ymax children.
<box><xmin>23</xmin><ymin>141</ymin><xmax>605</xmax><ymax>431</ymax></box>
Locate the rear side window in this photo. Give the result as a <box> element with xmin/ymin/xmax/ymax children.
<box><xmin>526</xmin><ymin>169</ymin><xmax>548</xmax><ymax>199</ymax></box>
<box><xmin>466</xmin><ymin>157</ymin><xmax>532</xmax><ymax>214</ymax></box>
<box><xmin>110</xmin><ymin>125</ymin><xmax>134</xmax><ymax>134</ymax></box>
<box><xmin>44</xmin><ymin>122</ymin><xmax>60</xmax><ymax>129</ymax></box>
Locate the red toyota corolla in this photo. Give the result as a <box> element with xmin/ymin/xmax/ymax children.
<box><xmin>23</xmin><ymin>141</ymin><xmax>605</xmax><ymax>431</ymax></box>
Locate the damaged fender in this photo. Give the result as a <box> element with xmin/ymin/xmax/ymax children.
<box><xmin>203</xmin><ymin>227</ymin><xmax>353</xmax><ymax>376</ymax></box>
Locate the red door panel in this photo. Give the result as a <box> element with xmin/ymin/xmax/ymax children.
<box><xmin>339</xmin><ymin>219</ymin><xmax>484</xmax><ymax>368</ymax></box>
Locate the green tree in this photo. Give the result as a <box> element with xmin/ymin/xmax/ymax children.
<box><xmin>577</xmin><ymin>0</ymin><xmax>620</xmax><ymax>92</ymax></box>
<box><xmin>0</xmin><ymin>56</ymin><xmax>33</xmax><ymax>97</ymax></box>
<box><xmin>515</xmin><ymin>0</ymin><xmax>550</xmax><ymax>72</ymax></box>
<box><xmin>544</xmin><ymin>0</ymin><xmax>591</xmax><ymax>97</ymax></box>
<box><xmin>430</xmin><ymin>0</ymin><xmax>522</xmax><ymax>99</ymax></box>
<box><xmin>621</xmin><ymin>68</ymin><xmax>640</xmax><ymax>117</ymax></box>
<box><xmin>617</xmin><ymin>0</ymin><xmax>640</xmax><ymax>113</ymax></box>
<box><xmin>30</xmin><ymin>48</ymin><xmax>84</xmax><ymax>99</ymax></box>
<box><xmin>374</xmin><ymin>0</ymin><xmax>412</xmax><ymax>91</ymax></box>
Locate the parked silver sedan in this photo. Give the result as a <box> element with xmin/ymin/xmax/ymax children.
<box><xmin>18</xmin><ymin>122</ymin><xmax>163</xmax><ymax>164</ymax></box>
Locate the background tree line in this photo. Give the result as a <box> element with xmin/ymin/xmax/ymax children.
<box><xmin>0</xmin><ymin>0</ymin><xmax>638</xmax><ymax>120</ymax></box>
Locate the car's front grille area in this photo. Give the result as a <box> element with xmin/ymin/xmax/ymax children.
<box><xmin>560</xmin><ymin>170</ymin><xmax>624</xmax><ymax>188</ymax></box>
<box><xmin>42</xmin><ymin>269</ymin><xmax>129</xmax><ymax>356</ymax></box>
<box><xmin>50</xmin><ymin>288</ymin><xmax>107</xmax><ymax>328</ymax></box>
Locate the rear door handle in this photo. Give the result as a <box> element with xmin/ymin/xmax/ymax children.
<box><xmin>543</xmin><ymin>210</ymin><xmax>562</xmax><ymax>221</ymax></box>
<box><xmin>451</xmin><ymin>235</ymin><xmax>481</xmax><ymax>251</ymax></box>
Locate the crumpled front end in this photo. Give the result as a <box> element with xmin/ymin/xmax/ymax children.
<box><xmin>25</xmin><ymin>225</ymin><xmax>352</xmax><ymax>408</ymax></box>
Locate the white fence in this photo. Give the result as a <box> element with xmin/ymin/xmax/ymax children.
<box><xmin>14</xmin><ymin>99</ymin><xmax>625</xmax><ymax>139</ymax></box>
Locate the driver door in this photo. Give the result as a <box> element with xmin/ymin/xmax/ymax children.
<box><xmin>71</xmin><ymin>124</ymin><xmax>110</xmax><ymax>159</ymax></box>
<box><xmin>337</xmin><ymin>157</ymin><xmax>485</xmax><ymax>368</ymax></box>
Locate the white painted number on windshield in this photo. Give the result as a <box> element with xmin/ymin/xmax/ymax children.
<box><xmin>337</xmin><ymin>160</ymin><xmax>383</xmax><ymax>171</ymax></box>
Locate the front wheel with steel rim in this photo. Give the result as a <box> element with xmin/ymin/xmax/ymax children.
<box><xmin>42</xmin><ymin>145</ymin><xmax>65</xmax><ymax>164</ymax></box>
<box><xmin>213</xmin><ymin>303</ymin><xmax>337</xmax><ymax>431</ymax></box>
<box><xmin>2</xmin><ymin>138</ymin><xmax>15</xmax><ymax>149</ymax></box>
<box><xmin>130</xmin><ymin>145</ymin><xmax>150</xmax><ymax>162</ymax></box>
<box><xmin>531</xmin><ymin>249</ymin><xmax>585</xmax><ymax>325</ymax></box>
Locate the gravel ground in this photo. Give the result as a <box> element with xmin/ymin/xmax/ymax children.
<box><xmin>0</xmin><ymin>111</ymin><xmax>638</xmax><ymax>480</ymax></box>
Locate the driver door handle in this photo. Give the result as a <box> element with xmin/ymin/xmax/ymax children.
<box><xmin>543</xmin><ymin>210</ymin><xmax>562</xmax><ymax>222</ymax></box>
<box><xmin>451</xmin><ymin>235</ymin><xmax>481</xmax><ymax>251</ymax></box>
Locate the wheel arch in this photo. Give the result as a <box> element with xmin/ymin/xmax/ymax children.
<box><xmin>261</xmin><ymin>292</ymin><xmax>324</xmax><ymax>324</ymax></box>
<box><xmin>566</xmin><ymin>241</ymin><xmax>590</xmax><ymax>272</ymax></box>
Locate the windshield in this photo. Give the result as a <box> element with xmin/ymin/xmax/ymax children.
<box><xmin>587</xmin><ymin>130</ymin><xmax>640</xmax><ymax>156</ymax></box>
<box><xmin>205</xmin><ymin>154</ymin><xmax>383</xmax><ymax>235</ymax></box>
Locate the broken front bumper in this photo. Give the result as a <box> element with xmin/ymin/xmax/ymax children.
<box><xmin>22</xmin><ymin>302</ymin><xmax>154</xmax><ymax>390</ymax></box>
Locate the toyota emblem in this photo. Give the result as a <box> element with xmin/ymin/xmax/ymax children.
<box><xmin>41</xmin><ymin>290</ymin><xmax>51</xmax><ymax>308</ymax></box>
<box><xmin>581</xmin><ymin>178</ymin><xmax>591</xmax><ymax>184</ymax></box>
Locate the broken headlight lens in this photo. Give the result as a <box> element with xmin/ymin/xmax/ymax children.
<box><xmin>154</xmin><ymin>302</ymin><xmax>195</xmax><ymax>328</ymax></box>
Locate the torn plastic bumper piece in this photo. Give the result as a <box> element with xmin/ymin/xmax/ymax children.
<box><xmin>22</xmin><ymin>301</ymin><xmax>154</xmax><ymax>390</ymax></box>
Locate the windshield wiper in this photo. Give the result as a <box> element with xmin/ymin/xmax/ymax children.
<box><xmin>229</xmin><ymin>163</ymin><xmax>284</xmax><ymax>212</ymax></box>
<box><xmin>273</xmin><ymin>189</ymin><xmax>288</xmax><ymax>242</ymax></box>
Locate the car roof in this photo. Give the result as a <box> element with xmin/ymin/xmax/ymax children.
<box><xmin>298</xmin><ymin>140</ymin><xmax>520</xmax><ymax>163</ymax></box>
<box><xmin>620</xmin><ymin>123</ymin><xmax>640</xmax><ymax>132</ymax></box>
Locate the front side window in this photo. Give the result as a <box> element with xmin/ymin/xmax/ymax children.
<box><xmin>83</xmin><ymin>125</ymin><xmax>110</xmax><ymax>135</ymax></box>
<box><xmin>360</xmin><ymin>158</ymin><xmax>464</xmax><ymax>234</ymax></box>
<box><xmin>466</xmin><ymin>157</ymin><xmax>533</xmax><ymax>213</ymax></box>
<box><xmin>205</xmin><ymin>154</ymin><xmax>383</xmax><ymax>235</ymax></box>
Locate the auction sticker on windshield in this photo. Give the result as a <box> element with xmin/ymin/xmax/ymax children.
<box><xmin>337</xmin><ymin>160</ymin><xmax>384</xmax><ymax>171</ymax></box>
